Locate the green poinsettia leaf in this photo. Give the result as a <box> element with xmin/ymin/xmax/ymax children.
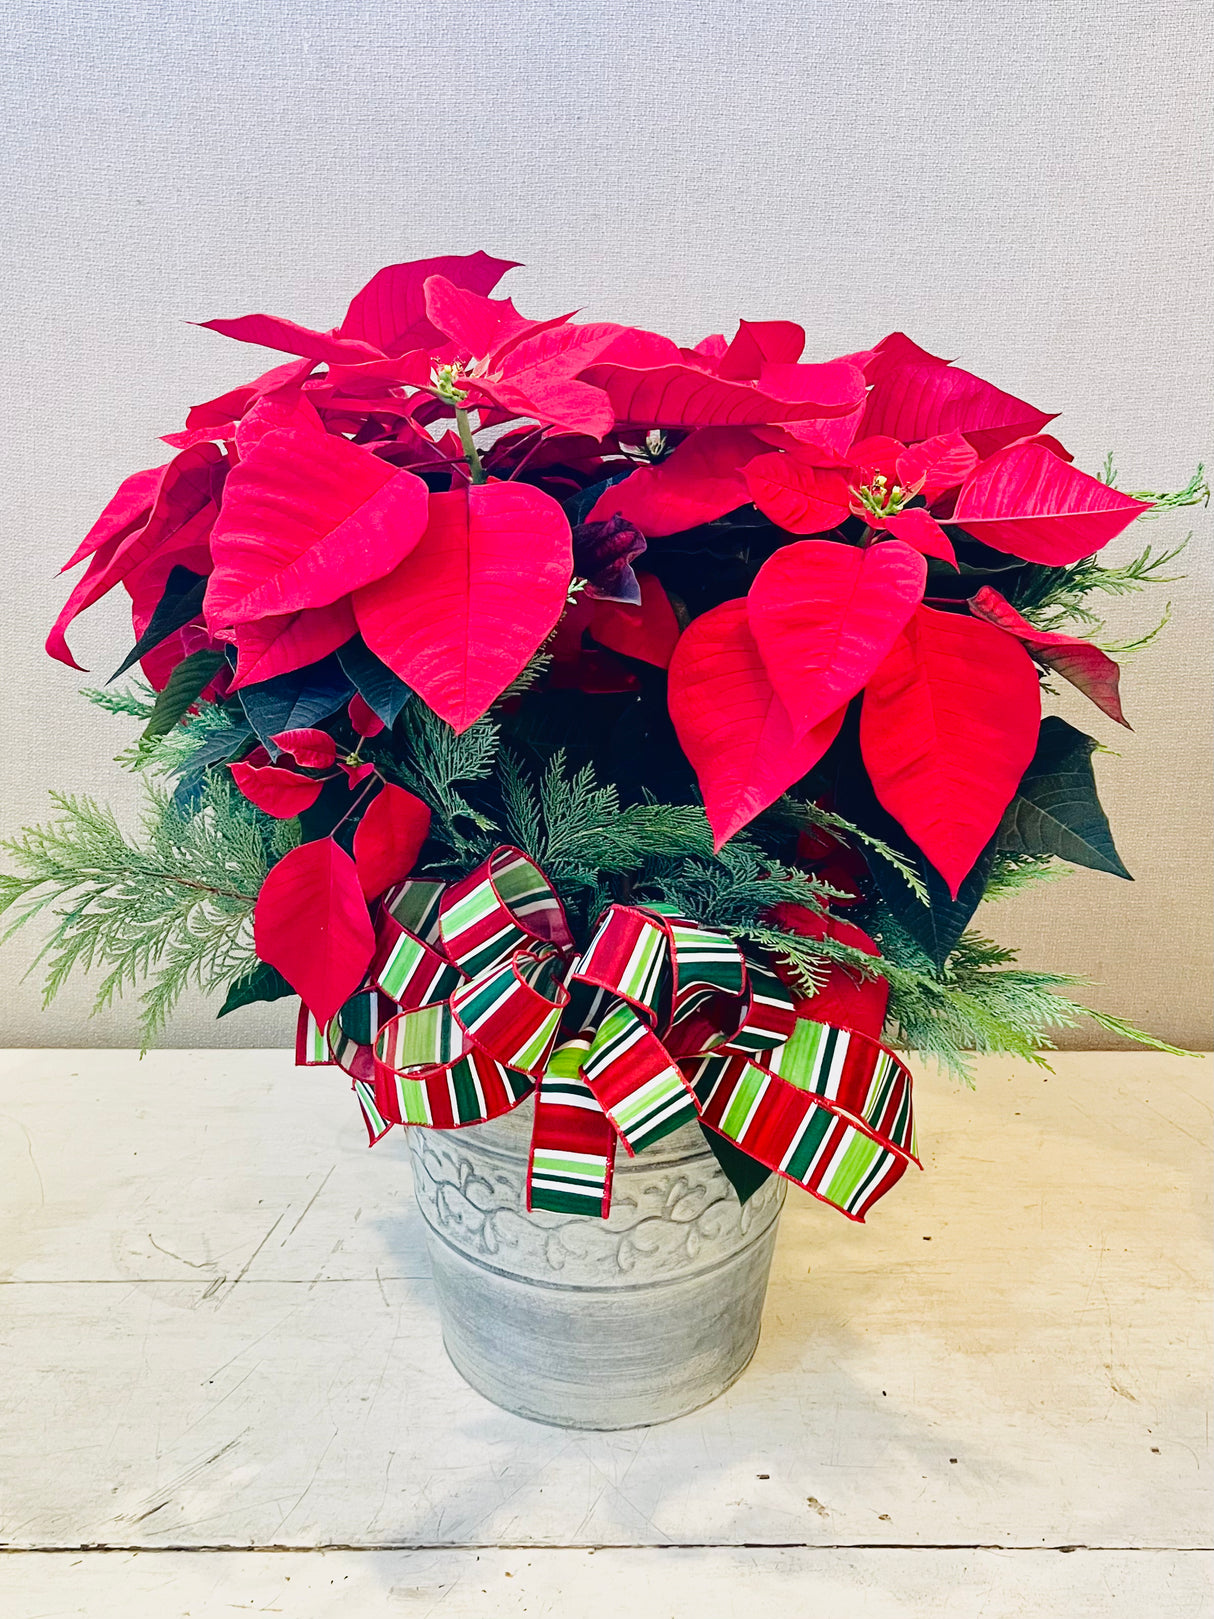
<box><xmin>999</xmin><ymin>716</ymin><xmax>1131</xmax><ymax>880</ymax></box>
<box><xmin>172</xmin><ymin>721</ymin><xmax>255</xmax><ymax>802</ymax></box>
<box><xmin>237</xmin><ymin>656</ymin><xmax>354</xmax><ymax>754</ymax></box>
<box><xmin>870</xmin><ymin>832</ymin><xmax>999</xmax><ymax>971</ymax></box>
<box><xmin>140</xmin><ymin>649</ymin><xmax>226</xmax><ymax>743</ymax></box>
<box><xmin>700</xmin><ymin>1123</ymin><xmax>773</xmax><ymax>1204</ymax></box>
<box><xmin>336</xmin><ymin>636</ymin><xmax>413</xmax><ymax>728</ymax></box>
<box><xmin>217</xmin><ymin>961</ymin><xmax>295</xmax><ymax>1018</ymax></box>
<box><xmin>110</xmin><ymin>567</ymin><xmax>208</xmax><ymax>682</ymax></box>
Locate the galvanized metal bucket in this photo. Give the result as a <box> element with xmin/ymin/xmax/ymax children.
<box><xmin>406</xmin><ymin>1097</ymin><xmax>785</xmax><ymax>1428</ymax></box>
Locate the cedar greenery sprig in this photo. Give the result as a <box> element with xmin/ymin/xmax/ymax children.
<box><xmin>384</xmin><ymin>702</ymin><xmax>500</xmax><ymax>863</ymax></box>
<box><xmin>0</xmin><ymin>774</ymin><xmax>297</xmax><ymax>1045</ymax></box>
<box><xmin>1008</xmin><ymin>461</ymin><xmax>1203</xmax><ymax>649</ymax></box>
<box><xmin>2</xmin><ymin>662</ymin><xmax>1194</xmax><ymax>1074</ymax></box>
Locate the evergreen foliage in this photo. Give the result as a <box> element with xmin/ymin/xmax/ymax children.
<box><xmin>386</xmin><ymin>702</ymin><xmax>500</xmax><ymax>863</ymax></box>
<box><xmin>10</xmin><ymin>446</ymin><xmax>1198</xmax><ymax>1067</ymax></box>
<box><xmin>0</xmin><ymin>771</ymin><xmax>296</xmax><ymax>1046</ymax></box>
<box><xmin>1007</xmin><ymin>457</ymin><xmax>1206</xmax><ymax>654</ymax></box>
<box><xmin>1009</xmin><ymin>538</ymin><xmax>1188</xmax><ymax>653</ymax></box>
<box><xmin>6</xmin><ymin>657</ymin><xmax>1192</xmax><ymax>1071</ymax></box>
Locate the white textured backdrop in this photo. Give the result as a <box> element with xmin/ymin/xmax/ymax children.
<box><xmin>0</xmin><ymin>0</ymin><xmax>1209</xmax><ymax>1047</ymax></box>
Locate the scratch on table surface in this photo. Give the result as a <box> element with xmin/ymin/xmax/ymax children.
<box><xmin>613</xmin><ymin>1424</ymin><xmax>651</xmax><ymax>1491</ymax></box>
<box><xmin>364</xmin><ymin>1448</ymin><xmax>397</xmax><ymax>1536</ymax></box>
<box><xmin>363</xmin><ymin>1321</ymin><xmax>406</xmax><ymax>1422</ymax></box>
<box><xmin>1136</xmin><ymin>1093</ymin><xmax>1210</xmax><ymax>1147</ymax></box>
<box><xmin>2</xmin><ymin>1114</ymin><xmax>46</xmax><ymax>1208</ymax></box>
<box><xmin>148</xmin><ymin>1234</ymin><xmax>216</xmax><ymax>1271</ymax></box>
<box><xmin>123</xmin><ymin>1433</ymin><xmax>246</xmax><ymax>1524</ymax></box>
<box><xmin>571</xmin><ymin>1449</ymin><xmax>672</xmax><ymax>1545</ymax></box>
<box><xmin>182</xmin><ymin>1363</ymin><xmax>261</xmax><ymax>1435</ymax></box>
<box><xmin>274</xmin><ymin>1426</ymin><xmax>339</xmax><ymax>1533</ymax></box>
<box><xmin>1079</xmin><ymin>1237</ymin><xmax>1108</xmax><ymax>1314</ymax></box>
<box><xmin>203</xmin><ymin>1316</ymin><xmax>295</xmax><ymax>1386</ymax></box>
<box><xmin>207</xmin><ymin>1212</ymin><xmax>287</xmax><ymax>1306</ymax></box>
<box><xmin>281</xmin><ymin>1166</ymin><xmax>335</xmax><ymax>1245</ymax></box>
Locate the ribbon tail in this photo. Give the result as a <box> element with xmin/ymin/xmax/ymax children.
<box><xmin>581</xmin><ymin>1002</ymin><xmax>701</xmax><ymax>1155</ymax></box>
<box><xmin>688</xmin><ymin>1027</ymin><xmax>919</xmax><ymax>1223</ymax></box>
<box><xmin>295</xmin><ymin>1002</ymin><xmax>334</xmax><ymax>1066</ymax></box>
<box><xmin>528</xmin><ymin>1040</ymin><xmax>616</xmax><ymax>1217</ymax></box>
<box><xmin>353</xmin><ymin>1077</ymin><xmax>393</xmax><ymax>1145</ymax></box>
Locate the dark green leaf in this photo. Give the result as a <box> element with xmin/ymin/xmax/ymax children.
<box><xmin>140</xmin><ymin>649</ymin><xmax>226</xmax><ymax>743</ymax></box>
<box><xmin>298</xmin><ymin>771</ymin><xmax>364</xmax><ymax>849</ymax></box>
<box><xmin>700</xmin><ymin>1124</ymin><xmax>773</xmax><ymax>1204</ymax></box>
<box><xmin>999</xmin><ymin>716</ymin><xmax>1131</xmax><ymax>879</ymax></box>
<box><xmin>109</xmin><ymin>567</ymin><xmax>208</xmax><ymax>682</ymax></box>
<box><xmin>608</xmin><ymin>689</ymin><xmax>699</xmax><ymax>806</ymax></box>
<box><xmin>217</xmin><ymin>961</ymin><xmax>295</xmax><ymax>1018</ymax></box>
<box><xmin>832</xmin><ymin>730</ymin><xmax>997</xmax><ymax>971</ymax></box>
<box><xmin>500</xmin><ymin>688</ymin><xmax>632</xmax><ymax>776</ymax></box>
<box><xmin>564</xmin><ymin>469</ymin><xmax>634</xmax><ymax>527</ymax></box>
<box><xmin>870</xmin><ymin>830</ymin><xmax>999</xmax><ymax>971</ymax></box>
<box><xmin>336</xmin><ymin>637</ymin><xmax>413</xmax><ymax>727</ymax></box>
<box><xmin>238</xmin><ymin>657</ymin><xmax>354</xmax><ymax>753</ymax></box>
<box><xmin>172</xmin><ymin>722</ymin><xmax>255</xmax><ymax>802</ymax></box>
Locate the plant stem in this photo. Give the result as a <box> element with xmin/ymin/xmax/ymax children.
<box><xmin>24</xmin><ymin>865</ymin><xmax>255</xmax><ymax>904</ymax></box>
<box><xmin>328</xmin><ymin>774</ymin><xmax>382</xmax><ymax>836</ymax></box>
<box><xmin>455</xmin><ymin>408</ymin><xmax>487</xmax><ymax>484</ymax></box>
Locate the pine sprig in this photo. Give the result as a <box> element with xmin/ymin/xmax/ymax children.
<box><xmin>1110</xmin><ymin>458</ymin><xmax>1209</xmax><ymax>519</ymax></box>
<box><xmin>758</xmin><ymin>795</ymin><xmax>930</xmax><ymax>902</ymax></box>
<box><xmin>1077</xmin><ymin>1008</ymin><xmax>1193</xmax><ymax>1055</ymax></box>
<box><xmin>0</xmin><ymin>776</ymin><xmax>295</xmax><ymax>1045</ymax></box>
<box><xmin>1009</xmin><ymin>538</ymin><xmax>1188</xmax><ymax>646</ymax></box>
<box><xmin>116</xmin><ymin>693</ymin><xmax>251</xmax><ymax>777</ymax></box>
<box><xmin>496</xmin><ymin>750</ymin><xmax>715</xmax><ymax>935</ymax></box>
<box><xmin>80</xmin><ymin>679</ymin><xmax>157</xmax><ymax>721</ymax></box>
<box><xmin>980</xmin><ymin>850</ymin><xmax>1061</xmax><ymax>901</ymax></box>
<box><xmin>639</xmin><ymin>839</ymin><xmax>840</xmax><ymax>932</ymax></box>
<box><xmin>530</xmin><ymin>753</ymin><xmax>714</xmax><ymax>884</ymax></box>
<box><xmin>389</xmin><ymin>702</ymin><xmax>501</xmax><ymax>863</ymax></box>
<box><xmin>860</xmin><ymin>915</ymin><xmax>1194</xmax><ymax>1080</ymax></box>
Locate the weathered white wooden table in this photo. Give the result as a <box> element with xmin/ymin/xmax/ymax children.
<box><xmin>0</xmin><ymin>1048</ymin><xmax>1209</xmax><ymax>1616</ymax></box>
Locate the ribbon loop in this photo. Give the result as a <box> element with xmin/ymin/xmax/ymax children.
<box><xmin>370</xmin><ymin>915</ymin><xmax>463</xmax><ymax>1009</ymax></box>
<box><xmin>450</xmin><ymin>945</ymin><xmax>570</xmax><ymax>1075</ymax></box>
<box><xmin>293</xmin><ymin>842</ymin><xmax>920</xmax><ymax>1225</ymax></box>
<box><xmin>572</xmin><ymin>903</ymin><xmax>668</xmax><ymax>1024</ymax></box>
<box><xmin>665</xmin><ymin>918</ymin><xmax>746</xmax><ymax>1016</ymax></box>
<box><xmin>328</xmin><ymin>989</ymin><xmax>397</xmax><ymax>1080</ymax></box>
<box><xmin>581</xmin><ymin>1002</ymin><xmax>699</xmax><ymax>1155</ymax></box>
<box><xmin>722</xmin><ymin>957</ymin><xmax>799</xmax><ymax>1055</ymax></box>
<box><xmin>440</xmin><ymin>846</ymin><xmax>572</xmax><ymax>975</ymax></box>
<box><xmin>687</xmin><ymin>1025</ymin><xmax>919</xmax><ymax>1223</ymax></box>
<box><xmin>374</xmin><ymin>1002</ymin><xmax>532</xmax><ymax>1129</ymax></box>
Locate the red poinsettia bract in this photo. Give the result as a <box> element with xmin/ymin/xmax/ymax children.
<box><xmin>253</xmin><ymin>840</ymin><xmax>375</xmax><ymax>1024</ymax></box>
<box><xmin>859</xmin><ymin>607</ymin><xmax>1042</xmax><ymax>895</ymax></box>
<box><xmin>49</xmin><ymin>253</ymin><xmax>1159</xmax><ymax>924</ymax></box>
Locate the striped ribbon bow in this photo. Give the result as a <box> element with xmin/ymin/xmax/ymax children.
<box><xmin>296</xmin><ymin>846</ymin><xmax>920</xmax><ymax>1222</ymax></box>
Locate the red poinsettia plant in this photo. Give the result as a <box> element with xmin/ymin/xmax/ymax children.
<box><xmin>10</xmin><ymin>251</ymin><xmax>1195</xmax><ymax>1221</ymax></box>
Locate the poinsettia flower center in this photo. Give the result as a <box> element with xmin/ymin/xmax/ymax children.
<box><xmin>850</xmin><ymin>471</ymin><xmax>924</xmax><ymax>522</ymax></box>
<box><xmin>430</xmin><ymin>360</ymin><xmax>471</xmax><ymax>403</ymax></box>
